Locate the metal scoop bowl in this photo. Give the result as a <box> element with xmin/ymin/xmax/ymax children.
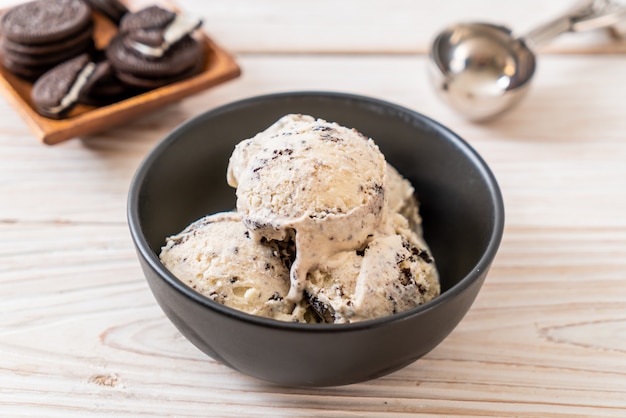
<box><xmin>429</xmin><ymin>0</ymin><xmax>626</xmax><ymax>121</ymax></box>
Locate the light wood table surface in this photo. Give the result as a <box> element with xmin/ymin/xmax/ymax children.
<box><xmin>1</xmin><ymin>1</ymin><xmax>625</xmax><ymax>416</ymax></box>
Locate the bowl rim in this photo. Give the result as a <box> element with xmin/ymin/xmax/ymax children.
<box><xmin>128</xmin><ymin>90</ymin><xmax>505</xmax><ymax>332</ymax></box>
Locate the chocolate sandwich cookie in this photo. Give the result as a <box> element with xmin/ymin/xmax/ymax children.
<box><xmin>0</xmin><ymin>0</ymin><xmax>94</xmax><ymax>80</ymax></box>
<box><xmin>1</xmin><ymin>24</ymin><xmax>94</xmax><ymax>56</ymax></box>
<box><xmin>106</xmin><ymin>34</ymin><xmax>201</xmax><ymax>78</ymax></box>
<box><xmin>83</xmin><ymin>0</ymin><xmax>129</xmax><ymax>25</ymax></box>
<box><xmin>114</xmin><ymin>56</ymin><xmax>204</xmax><ymax>89</ymax></box>
<box><xmin>1</xmin><ymin>37</ymin><xmax>94</xmax><ymax>67</ymax></box>
<box><xmin>104</xmin><ymin>6</ymin><xmax>206</xmax><ymax>89</ymax></box>
<box><xmin>119</xmin><ymin>6</ymin><xmax>176</xmax><ymax>33</ymax></box>
<box><xmin>125</xmin><ymin>27</ymin><xmax>167</xmax><ymax>48</ymax></box>
<box><xmin>78</xmin><ymin>60</ymin><xmax>135</xmax><ymax>106</ymax></box>
<box><xmin>0</xmin><ymin>0</ymin><xmax>92</xmax><ymax>45</ymax></box>
<box><xmin>1</xmin><ymin>56</ymin><xmax>50</xmax><ymax>80</ymax></box>
<box><xmin>1</xmin><ymin>37</ymin><xmax>95</xmax><ymax>81</ymax></box>
<box><xmin>105</xmin><ymin>30</ymin><xmax>204</xmax><ymax>89</ymax></box>
<box><xmin>118</xmin><ymin>6</ymin><xmax>203</xmax><ymax>58</ymax></box>
<box><xmin>31</xmin><ymin>54</ymin><xmax>96</xmax><ymax>119</ymax></box>
<box><xmin>118</xmin><ymin>6</ymin><xmax>176</xmax><ymax>50</ymax></box>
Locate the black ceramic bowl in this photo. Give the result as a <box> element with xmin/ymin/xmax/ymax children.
<box><xmin>128</xmin><ymin>91</ymin><xmax>504</xmax><ymax>387</ymax></box>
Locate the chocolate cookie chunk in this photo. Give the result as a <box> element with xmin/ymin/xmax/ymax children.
<box><xmin>83</xmin><ymin>0</ymin><xmax>129</xmax><ymax>25</ymax></box>
<box><xmin>0</xmin><ymin>0</ymin><xmax>92</xmax><ymax>45</ymax></box>
<box><xmin>31</xmin><ymin>54</ymin><xmax>96</xmax><ymax>119</ymax></box>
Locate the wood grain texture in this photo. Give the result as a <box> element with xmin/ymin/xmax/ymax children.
<box><xmin>187</xmin><ymin>0</ymin><xmax>626</xmax><ymax>54</ymax></box>
<box><xmin>1</xmin><ymin>0</ymin><xmax>626</xmax><ymax>416</ymax></box>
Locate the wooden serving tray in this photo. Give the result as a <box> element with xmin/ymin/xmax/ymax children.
<box><xmin>0</xmin><ymin>0</ymin><xmax>241</xmax><ymax>145</ymax></box>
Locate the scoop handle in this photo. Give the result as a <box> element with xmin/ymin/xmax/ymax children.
<box><xmin>573</xmin><ymin>0</ymin><xmax>626</xmax><ymax>32</ymax></box>
<box><xmin>522</xmin><ymin>0</ymin><xmax>626</xmax><ymax>49</ymax></box>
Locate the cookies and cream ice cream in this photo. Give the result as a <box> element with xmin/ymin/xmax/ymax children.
<box><xmin>386</xmin><ymin>164</ymin><xmax>422</xmax><ymax>235</ymax></box>
<box><xmin>160</xmin><ymin>212</ymin><xmax>309</xmax><ymax>322</ymax></box>
<box><xmin>227</xmin><ymin>114</ymin><xmax>388</xmax><ymax>302</ymax></box>
<box><xmin>160</xmin><ymin>114</ymin><xmax>440</xmax><ymax>324</ymax></box>
<box><xmin>305</xmin><ymin>217</ymin><xmax>438</xmax><ymax>323</ymax></box>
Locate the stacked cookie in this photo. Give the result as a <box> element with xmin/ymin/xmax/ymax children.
<box><xmin>107</xmin><ymin>6</ymin><xmax>204</xmax><ymax>89</ymax></box>
<box><xmin>0</xmin><ymin>0</ymin><xmax>95</xmax><ymax>80</ymax></box>
<box><xmin>0</xmin><ymin>0</ymin><xmax>206</xmax><ymax>119</ymax></box>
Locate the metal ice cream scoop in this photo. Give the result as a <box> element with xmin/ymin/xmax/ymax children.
<box><xmin>428</xmin><ymin>0</ymin><xmax>626</xmax><ymax>121</ymax></box>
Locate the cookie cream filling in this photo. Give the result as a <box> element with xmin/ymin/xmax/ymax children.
<box><xmin>44</xmin><ymin>61</ymin><xmax>96</xmax><ymax>115</ymax></box>
<box><xmin>127</xmin><ymin>13</ymin><xmax>202</xmax><ymax>58</ymax></box>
